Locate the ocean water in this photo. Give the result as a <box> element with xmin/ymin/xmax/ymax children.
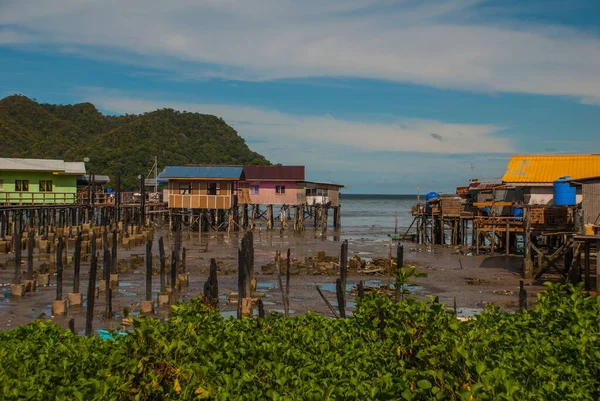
<box><xmin>338</xmin><ymin>194</ymin><xmax>417</xmax><ymax>241</ymax></box>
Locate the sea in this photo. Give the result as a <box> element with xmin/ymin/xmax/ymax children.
<box><xmin>337</xmin><ymin>194</ymin><xmax>417</xmax><ymax>241</ymax></box>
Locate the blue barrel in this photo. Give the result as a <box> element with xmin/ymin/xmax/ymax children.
<box><xmin>553</xmin><ymin>176</ymin><xmax>576</xmax><ymax>206</ymax></box>
<box><xmin>425</xmin><ymin>192</ymin><xmax>439</xmax><ymax>212</ymax></box>
<box><xmin>513</xmin><ymin>207</ymin><xmax>523</xmax><ymax>221</ymax></box>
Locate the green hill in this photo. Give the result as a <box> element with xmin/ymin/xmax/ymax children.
<box><xmin>0</xmin><ymin>95</ymin><xmax>269</xmax><ymax>189</ymax></box>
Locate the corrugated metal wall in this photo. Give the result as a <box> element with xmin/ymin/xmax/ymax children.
<box><xmin>582</xmin><ymin>179</ymin><xmax>600</xmax><ymax>224</ymax></box>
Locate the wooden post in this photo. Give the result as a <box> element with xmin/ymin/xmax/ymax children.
<box><xmin>145</xmin><ymin>240</ymin><xmax>153</xmax><ymax>301</ymax></box>
<box><xmin>596</xmin><ymin>240</ymin><xmax>600</xmax><ymax>294</ymax></box>
<box><xmin>111</xmin><ymin>228</ymin><xmax>117</xmax><ymax>274</ymax></box>
<box><xmin>140</xmin><ymin>174</ymin><xmax>146</xmax><ymax>230</ymax></box>
<box><xmin>584</xmin><ymin>240</ymin><xmax>591</xmax><ymax>292</ymax></box>
<box><xmin>56</xmin><ymin>237</ymin><xmax>64</xmax><ymax>300</ymax></box>
<box><xmin>395</xmin><ymin>243</ymin><xmax>404</xmax><ymax>303</ymax></box>
<box><xmin>257</xmin><ymin>299</ymin><xmax>265</xmax><ymax>318</ymax></box>
<box><xmin>491</xmin><ymin>222</ymin><xmax>496</xmax><ymax>256</ymax></box>
<box><xmin>316</xmin><ymin>285</ymin><xmax>339</xmax><ymax>318</ymax></box>
<box><xmin>237</xmin><ymin>231</ymin><xmax>254</xmax><ymax>318</ymax></box>
<box><xmin>26</xmin><ymin>231</ymin><xmax>34</xmax><ymax>281</ymax></box>
<box><xmin>73</xmin><ymin>232</ymin><xmax>82</xmax><ymax>293</ymax></box>
<box><xmin>170</xmin><ymin>250</ymin><xmax>177</xmax><ymax>302</ymax></box>
<box><xmin>159</xmin><ymin>236</ymin><xmax>166</xmax><ymax>293</ymax></box>
<box><xmin>85</xmin><ymin>248</ymin><xmax>98</xmax><ymax>336</ymax></box>
<box><xmin>68</xmin><ymin>318</ymin><xmax>76</xmax><ymax>334</ymax></box>
<box><xmin>285</xmin><ymin>249</ymin><xmax>291</xmax><ymax>316</ymax></box>
<box><xmin>524</xmin><ymin>208</ymin><xmax>533</xmax><ymax>279</ymax></box>
<box><xmin>104</xmin><ymin>248</ymin><xmax>112</xmax><ymax>318</ymax></box>
<box><xmin>275</xmin><ymin>251</ymin><xmax>289</xmax><ymax>318</ymax></box>
<box><xmin>357</xmin><ymin>281</ymin><xmax>365</xmax><ymax>298</ymax></box>
<box><xmin>336</xmin><ymin>240</ymin><xmax>348</xmax><ymax>318</ymax></box>
<box><xmin>518</xmin><ymin>280</ymin><xmax>527</xmax><ymax>310</ymax></box>
<box><xmin>505</xmin><ymin>222</ymin><xmax>510</xmax><ymax>255</ymax></box>
<box><xmin>181</xmin><ymin>247</ymin><xmax>187</xmax><ymax>274</ymax></box>
<box><xmin>204</xmin><ymin>258</ymin><xmax>219</xmax><ymax>304</ymax></box>
<box><xmin>14</xmin><ymin>232</ymin><xmax>21</xmax><ymax>284</ymax></box>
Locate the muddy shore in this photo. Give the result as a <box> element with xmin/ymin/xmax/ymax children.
<box><xmin>0</xmin><ymin>229</ymin><xmax>552</xmax><ymax>333</ymax></box>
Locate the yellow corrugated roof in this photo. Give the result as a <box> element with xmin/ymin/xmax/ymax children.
<box><xmin>503</xmin><ymin>154</ymin><xmax>600</xmax><ymax>183</ymax></box>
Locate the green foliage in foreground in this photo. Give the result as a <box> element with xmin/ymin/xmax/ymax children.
<box><xmin>1</xmin><ymin>283</ymin><xmax>599</xmax><ymax>400</ymax></box>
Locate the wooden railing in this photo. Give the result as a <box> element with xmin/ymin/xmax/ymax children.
<box><xmin>0</xmin><ymin>192</ymin><xmax>79</xmax><ymax>205</ymax></box>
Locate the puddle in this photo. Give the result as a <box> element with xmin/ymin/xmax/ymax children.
<box><xmin>270</xmin><ymin>309</ymin><xmax>296</xmax><ymax>314</ymax></box>
<box><xmin>118</xmin><ymin>290</ymin><xmax>136</xmax><ymax>297</ymax></box>
<box><xmin>256</xmin><ymin>282</ymin><xmax>276</xmax><ymax>290</ymax></box>
<box><xmin>456</xmin><ymin>307</ymin><xmax>483</xmax><ymax>318</ymax></box>
<box><xmin>332</xmin><ymin>301</ymin><xmax>357</xmax><ymax>308</ymax></box>
<box><xmin>220</xmin><ymin>310</ymin><xmax>237</xmax><ymax>318</ymax></box>
<box><xmin>120</xmin><ymin>282</ymin><xmax>134</xmax><ymax>287</ymax></box>
<box><xmin>316</xmin><ymin>282</ymin><xmax>354</xmax><ymax>293</ymax></box>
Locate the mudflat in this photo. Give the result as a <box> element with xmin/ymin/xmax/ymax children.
<box><xmin>0</xmin><ymin>229</ymin><xmax>548</xmax><ymax>332</ymax></box>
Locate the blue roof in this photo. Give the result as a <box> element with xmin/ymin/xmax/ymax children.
<box><xmin>158</xmin><ymin>166</ymin><xmax>243</xmax><ymax>180</ymax></box>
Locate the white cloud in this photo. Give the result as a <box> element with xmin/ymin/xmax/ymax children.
<box><xmin>86</xmin><ymin>90</ymin><xmax>513</xmax><ymax>155</ymax></box>
<box><xmin>2</xmin><ymin>0</ymin><xmax>600</xmax><ymax>102</ymax></box>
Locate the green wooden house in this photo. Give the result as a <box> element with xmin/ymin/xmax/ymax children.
<box><xmin>0</xmin><ymin>158</ymin><xmax>86</xmax><ymax>205</ymax></box>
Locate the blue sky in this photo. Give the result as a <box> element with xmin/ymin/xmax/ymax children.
<box><xmin>1</xmin><ymin>0</ymin><xmax>600</xmax><ymax>194</ymax></box>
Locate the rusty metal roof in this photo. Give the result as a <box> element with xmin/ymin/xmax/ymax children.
<box><xmin>242</xmin><ymin>166</ymin><xmax>305</xmax><ymax>181</ymax></box>
<box><xmin>502</xmin><ymin>155</ymin><xmax>600</xmax><ymax>184</ymax></box>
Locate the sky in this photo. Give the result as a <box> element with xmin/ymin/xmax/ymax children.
<box><xmin>1</xmin><ymin>0</ymin><xmax>600</xmax><ymax>194</ymax></box>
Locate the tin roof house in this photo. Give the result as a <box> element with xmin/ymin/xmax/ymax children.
<box><xmin>238</xmin><ymin>166</ymin><xmax>305</xmax><ymax>205</ymax></box>
<box><xmin>0</xmin><ymin>158</ymin><xmax>86</xmax><ymax>205</ymax></box>
<box><xmin>158</xmin><ymin>165</ymin><xmax>243</xmax><ymax>210</ymax></box>
<box><xmin>502</xmin><ymin>155</ymin><xmax>600</xmax><ymax>205</ymax></box>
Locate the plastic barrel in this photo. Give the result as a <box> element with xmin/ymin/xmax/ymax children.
<box><xmin>425</xmin><ymin>192</ymin><xmax>439</xmax><ymax>212</ymax></box>
<box><xmin>553</xmin><ymin>176</ymin><xmax>576</xmax><ymax>206</ymax></box>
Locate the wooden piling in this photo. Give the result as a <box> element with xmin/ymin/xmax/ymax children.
<box><xmin>145</xmin><ymin>240</ymin><xmax>152</xmax><ymax>301</ymax></box>
<box><xmin>170</xmin><ymin>250</ymin><xmax>177</xmax><ymax>302</ymax></box>
<box><xmin>85</xmin><ymin>250</ymin><xmax>98</xmax><ymax>336</ymax></box>
<box><xmin>73</xmin><ymin>232</ymin><xmax>82</xmax><ymax>294</ymax></box>
<box><xmin>56</xmin><ymin>237</ymin><xmax>64</xmax><ymax>301</ymax></box>
<box><xmin>159</xmin><ymin>236</ymin><xmax>166</xmax><ymax>293</ymax></box>
<box><xmin>14</xmin><ymin>232</ymin><xmax>21</xmax><ymax>284</ymax></box>
<box><xmin>395</xmin><ymin>243</ymin><xmax>404</xmax><ymax>303</ymax></box>
<box><xmin>518</xmin><ymin>280</ymin><xmax>527</xmax><ymax>310</ymax></box>
<box><xmin>26</xmin><ymin>231</ymin><xmax>34</xmax><ymax>281</ymax></box>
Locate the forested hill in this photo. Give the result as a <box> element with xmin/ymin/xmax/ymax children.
<box><xmin>0</xmin><ymin>95</ymin><xmax>270</xmax><ymax>189</ymax></box>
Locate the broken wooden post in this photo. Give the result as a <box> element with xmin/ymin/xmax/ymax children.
<box><xmin>237</xmin><ymin>231</ymin><xmax>254</xmax><ymax>318</ymax></box>
<box><xmin>205</xmin><ymin>258</ymin><xmax>219</xmax><ymax>305</ymax></box>
<box><xmin>53</xmin><ymin>237</ymin><xmax>67</xmax><ymax>316</ymax></box>
<box><xmin>258</xmin><ymin>299</ymin><xmax>265</xmax><ymax>318</ymax></box>
<box><xmin>316</xmin><ymin>285</ymin><xmax>339</xmax><ymax>318</ymax></box>
<box><xmin>357</xmin><ymin>280</ymin><xmax>365</xmax><ymax>298</ymax></box>
<box><xmin>68</xmin><ymin>318</ymin><xmax>76</xmax><ymax>334</ymax></box>
<box><xmin>178</xmin><ymin>246</ymin><xmax>189</xmax><ymax>291</ymax></box>
<box><xmin>85</xmin><ymin>249</ymin><xmax>98</xmax><ymax>336</ymax></box>
<box><xmin>518</xmin><ymin>280</ymin><xmax>527</xmax><ymax>310</ymax></box>
<box><xmin>276</xmin><ymin>251</ymin><xmax>290</xmax><ymax>318</ymax></box>
<box><xmin>69</xmin><ymin>232</ymin><xmax>83</xmax><ymax>307</ymax></box>
<box><xmin>395</xmin><ymin>243</ymin><xmax>404</xmax><ymax>303</ymax></box>
<box><xmin>286</xmin><ymin>248</ymin><xmax>291</xmax><ymax>316</ymax></box>
<box><xmin>336</xmin><ymin>240</ymin><xmax>348</xmax><ymax>318</ymax></box>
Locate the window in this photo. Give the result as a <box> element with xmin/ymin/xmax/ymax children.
<box><xmin>250</xmin><ymin>185</ymin><xmax>259</xmax><ymax>195</ymax></box>
<box><xmin>179</xmin><ymin>183</ymin><xmax>191</xmax><ymax>195</ymax></box>
<box><xmin>306</xmin><ymin>188</ymin><xmax>316</xmax><ymax>196</ymax></box>
<box><xmin>39</xmin><ymin>180</ymin><xmax>53</xmax><ymax>192</ymax></box>
<box><xmin>15</xmin><ymin>180</ymin><xmax>29</xmax><ymax>192</ymax></box>
<box><xmin>208</xmin><ymin>183</ymin><xmax>218</xmax><ymax>196</ymax></box>
<box><xmin>276</xmin><ymin>185</ymin><xmax>286</xmax><ymax>194</ymax></box>
<box><xmin>317</xmin><ymin>188</ymin><xmax>329</xmax><ymax>197</ymax></box>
